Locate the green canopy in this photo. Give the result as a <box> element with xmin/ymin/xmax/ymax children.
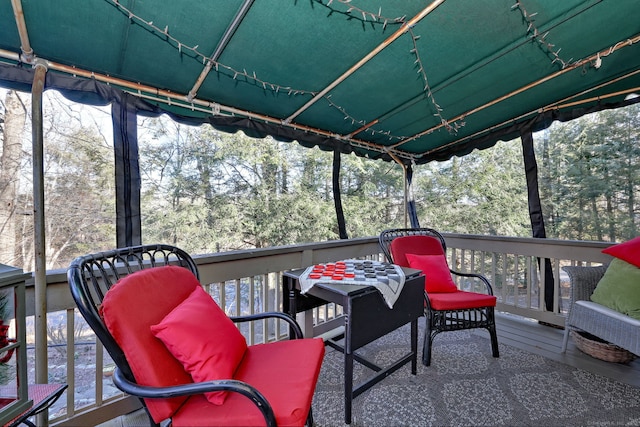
<box><xmin>1</xmin><ymin>0</ymin><xmax>639</xmax><ymax>164</ymax></box>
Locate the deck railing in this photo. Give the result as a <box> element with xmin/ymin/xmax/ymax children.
<box><xmin>27</xmin><ymin>235</ymin><xmax>610</xmax><ymax>426</ymax></box>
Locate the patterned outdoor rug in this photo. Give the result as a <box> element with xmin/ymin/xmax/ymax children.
<box><xmin>312</xmin><ymin>324</ymin><xmax>640</xmax><ymax>427</ymax></box>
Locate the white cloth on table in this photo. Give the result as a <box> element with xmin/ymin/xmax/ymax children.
<box><xmin>298</xmin><ymin>259</ymin><xmax>406</xmax><ymax>308</ymax></box>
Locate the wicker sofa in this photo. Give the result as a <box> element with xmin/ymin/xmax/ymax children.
<box><xmin>561</xmin><ymin>264</ymin><xmax>640</xmax><ymax>358</ymax></box>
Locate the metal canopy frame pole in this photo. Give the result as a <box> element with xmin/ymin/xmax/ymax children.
<box><xmin>12</xmin><ymin>1</ymin><xmax>51</xmax><ymax>421</ymax></box>
<box><xmin>397</xmin><ymin>32</ymin><xmax>640</xmax><ymax>148</ymax></box>
<box><xmin>404</xmin><ymin>166</ymin><xmax>408</xmax><ymax>228</ymax></box>
<box><xmin>285</xmin><ymin>0</ymin><xmax>446</xmax><ymax>124</ymax></box>
<box><xmin>10</xmin><ymin>0</ymin><xmax>33</xmax><ymax>62</ymax></box>
<box><xmin>187</xmin><ymin>0</ymin><xmax>255</xmax><ymax>101</ymax></box>
<box><xmin>31</xmin><ymin>60</ymin><xmax>49</xmax><ymax>425</ymax></box>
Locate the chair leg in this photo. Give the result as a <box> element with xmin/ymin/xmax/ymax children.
<box><xmin>422</xmin><ymin>335</ymin><xmax>433</xmax><ymax>366</ymax></box>
<box><xmin>561</xmin><ymin>327</ymin><xmax>570</xmax><ymax>353</ymax></box>
<box><xmin>306</xmin><ymin>408</ymin><xmax>314</xmax><ymax>427</ymax></box>
<box><xmin>422</xmin><ymin>319</ymin><xmax>433</xmax><ymax>366</ymax></box>
<box><xmin>488</xmin><ymin>324</ymin><xmax>500</xmax><ymax>358</ymax></box>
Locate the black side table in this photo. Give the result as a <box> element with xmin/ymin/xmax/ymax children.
<box><xmin>283</xmin><ymin>266</ymin><xmax>424</xmax><ymax>424</ymax></box>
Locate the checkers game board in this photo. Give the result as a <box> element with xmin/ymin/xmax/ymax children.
<box><xmin>298</xmin><ymin>259</ymin><xmax>406</xmax><ymax>308</ymax></box>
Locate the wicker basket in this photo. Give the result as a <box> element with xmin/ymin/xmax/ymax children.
<box><xmin>571</xmin><ymin>330</ymin><xmax>636</xmax><ymax>363</ymax></box>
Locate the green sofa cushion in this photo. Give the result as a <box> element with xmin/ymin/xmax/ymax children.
<box><xmin>590</xmin><ymin>258</ymin><xmax>640</xmax><ymax>321</ymax></box>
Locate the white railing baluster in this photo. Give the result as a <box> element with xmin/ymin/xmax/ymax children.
<box><xmin>66</xmin><ymin>308</ymin><xmax>75</xmax><ymax>417</ymax></box>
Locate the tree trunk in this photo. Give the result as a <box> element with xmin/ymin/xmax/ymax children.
<box><xmin>605</xmin><ymin>190</ymin><xmax>615</xmax><ymax>242</ymax></box>
<box><xmin>590</xmin><ymin>196</ymin><xmax>602</xmax><ymax>240</ymax></box>
<box><xmin>0</xmin><ymin>91</ymin><xmax>26</xmax><ymax>267</ymax></box>
<box><xmin>625</xmin><ymin>115</ymin><xmax>636</xmax><ymax>237</ymax></box>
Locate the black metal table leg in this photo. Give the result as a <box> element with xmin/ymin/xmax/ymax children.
<box><xmin>411</xmin><ymin>319</ymin><xmax>418</xmax><ymax>374</ymax></box>
<box><xmin>344</xmin><ymin>348</ymin><xmax>354</xmax><ymax>424</ymax></box>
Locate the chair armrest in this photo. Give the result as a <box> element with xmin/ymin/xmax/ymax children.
<box><xmin>112</xmin><ymin>368</ymin><xmax>277</xmax><ymax>426</ymax></box>
<box><xmin>230</xmin><ymin>312</ymin><xmax>304</xmax><ymax>339</ymax></box>
<box><xmin>450</xmin><ymin>270</ymin><xmax>493</xmax><ymax>295</ymax></box>
<box><xmin>562</xmin><ymin>265</ymin><xmax>608</xmax><ymax>304</ymax></box>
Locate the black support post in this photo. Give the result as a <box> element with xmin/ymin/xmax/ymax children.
<box><xmin>333</xmin><ymin>149</ymin><xmax>348</xmax><ymax>239</ymax></box>
<box><xmin>407</xmin><ymin>164</ymin><xmax>420</xmax><ymax>228</ymax></box>
<box><xmin>521</xmin><ymin>131</ymin><xmax>554</xmax><ymax>312</ymax></box>
<box><xmin>112</xmin><ymin>94</ymin><xmax>142</xmax><ymax>248</ymax></box>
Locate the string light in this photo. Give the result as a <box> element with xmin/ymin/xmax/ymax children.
<box><xmin>407</xmin><ymin>27</ymin><xmax>464</xmax><ymax>134</ymax></box>
<box><xmin>315</xmin><ymin>1</ymin><xmax>462</xmax><ymax>135</ymax></box>
<box><xmin>105</xmin><ymin>0</ymin><xmax>316</xmax><ymax>98</ymax></box>
<box><xmin>324</xmin><ymin>95</ymin><xmax>405</xmax><ymax>141</ymax></box>
<box><xmin>314</xmin><ymin>0</ymin><xmax>406</xmax><ymax>29</ymax></box>
<box><xmin>512</xmin><ymin>0</ymin><xmax>576</xmax><ymax>69</ymax></box>
<box><xmin>105</xmin><ymin>0</ymin><xmax>459</xmax><ymax>146</ymax></box>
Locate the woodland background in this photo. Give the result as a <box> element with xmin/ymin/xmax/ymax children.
<box><xmin>0</xmin><ymin>89</ymin><xmax>638</xmax><ymax>272</ymax></box>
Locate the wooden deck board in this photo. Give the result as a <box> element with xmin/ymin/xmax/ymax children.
<box><xmin>489</xmin><ymin>312</ymin><xmax>640</xmax><ymax>388</ymax></box>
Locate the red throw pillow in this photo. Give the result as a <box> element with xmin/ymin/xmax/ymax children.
<box><xmin>151</xmin><ymin>286</ymin><xmax>248</xmax><ymax>405</ymax></box>
<box><xmin>101</xmin><ymin>266</ymin><xmax>199</xmax><ymax>421</ymax></box>
<box><xmin>405</xmin><ymin>253</ymin><xmax>458</xmax><ymax>293</ymax></box>
<box><xmin>602</xmin><ymin>236</ymin><xmax>640</xmax><ymax>268</ymax></box>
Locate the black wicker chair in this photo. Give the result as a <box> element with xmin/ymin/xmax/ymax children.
<box><xmin>379</xmin><ymin>229</ymin><xmax>499</xmax><ymax>366</ymax></box>
<box><xmin>68</xmin><ymin>244</ymin><xmax>323</xmax><ymax>427</ymax></box>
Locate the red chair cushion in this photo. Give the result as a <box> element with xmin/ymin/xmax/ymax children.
<box><xmin>390</xmin><ymin>235</ymin><xmax>445</xmax><ymax>267</ymax></box>
<box><xmin>151</xmin><ymin>286</ymin><xmax>248</xmax><ymax>405</ymax></box>
<box><xmin>428</xmin><ymin>291</ymin><xmax>497</xmax><ymax>311</ymax></box>
<box><xmin>171</xmin><ymin>338</ymin><xmax>326</xmax><ymax>427</ymax></box>
<box><xmin>405</xmin><ymin>253</ymin><xmax>458</xmax><ymax>293</ymax></box>
<box><xmin>101</xmin><ymin>266</ymin><xmax>200</xmax><ymax>422</ymax></box>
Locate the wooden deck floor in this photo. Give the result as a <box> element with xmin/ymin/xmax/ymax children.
<box><xmin>490</xmin><ymin>312</ymin><xmax>639</xmax><ymax>388</ymax></box>
<box><xmin>100</xmin><ymin>312</ymin><xmax>639</xmax><ymax>426</ymax></box>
